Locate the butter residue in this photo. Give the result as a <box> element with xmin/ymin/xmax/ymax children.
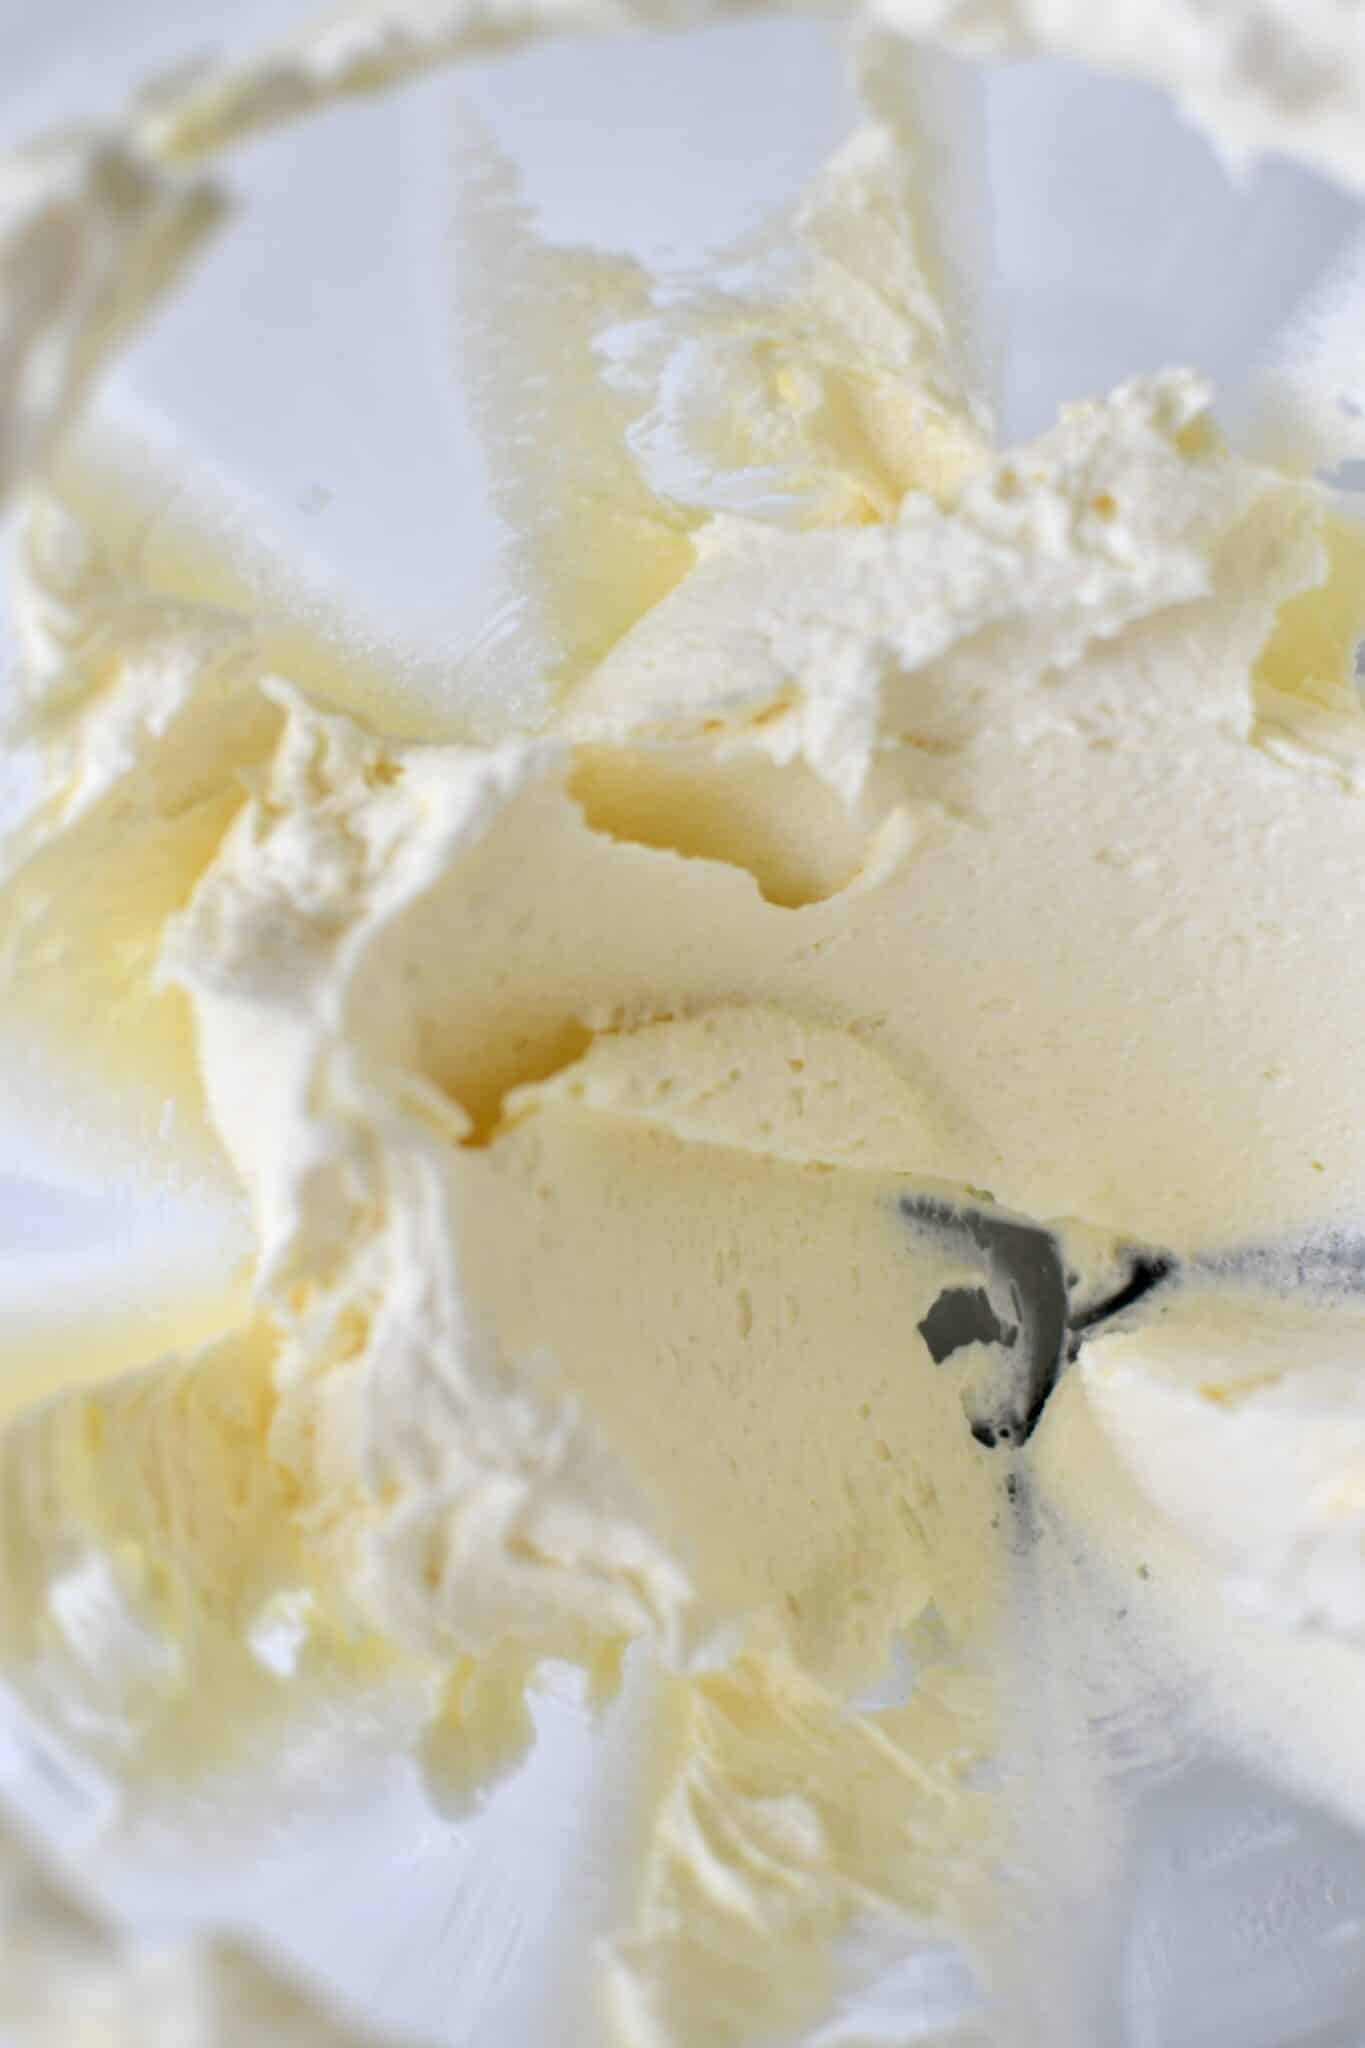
<box><xmin>889</xmin><ymin>0</ymin><xmax>1365</xmax><ymax>193</ymax></box>
<box><xmin>604</xmin><ymin>1653</ymin><xmax>994</xmax><ymax>2048</ymax></box>
<box><xmin>1082</xmin><ymin>1286</ymin><xmax>1365</xmax><ymax>1641</ymax></box>
<box><xmin>0</xmin><ymin>1812</ymin><xmax>386</xmax><ymax>2046</ymax></box>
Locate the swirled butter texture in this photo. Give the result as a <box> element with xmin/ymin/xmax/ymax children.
<box><xmin>5</xmin><ymin>4</ymin><xmax>1365</xmax><ymax>2046</ymax></box>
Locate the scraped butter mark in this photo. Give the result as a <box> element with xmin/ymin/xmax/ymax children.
<box><xmin>1081</xmin><ymin>1287</ymin><xmax>1365</xmax><ymax>1643</ymax></box>
<box><xmin>885</xmin><ymin>0</ymin><xmax>1365</xmax><ymax>198</ymax></box>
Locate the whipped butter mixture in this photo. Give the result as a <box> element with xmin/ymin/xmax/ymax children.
<box><xmin>4</xmin><ymin>3</ymin><xmax>1365</xmax><ymax>2044</ymax></box>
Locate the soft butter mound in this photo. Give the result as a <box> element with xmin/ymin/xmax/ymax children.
<box><xmin>1083</xmin><ymin>1287</ymin><xmax>1365</xmax><ymax>1641</ymax></box>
